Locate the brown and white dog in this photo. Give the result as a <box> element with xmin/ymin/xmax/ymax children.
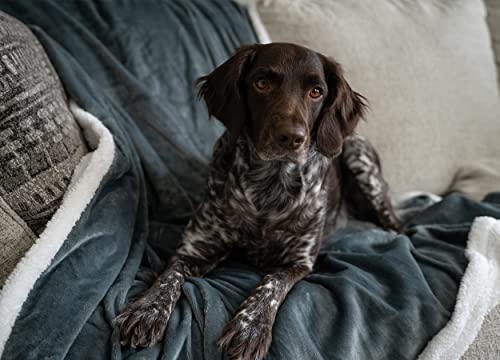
<box><xmin>115</xmin><ymin>43</ymin><xmax>400</xmax><ymax>360</ymax></box>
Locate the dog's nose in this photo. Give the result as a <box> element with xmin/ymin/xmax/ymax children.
<box><xmin>276</xmin><ymin>127</ymin><xmax>306</xmax><ymax>151</ymax></box>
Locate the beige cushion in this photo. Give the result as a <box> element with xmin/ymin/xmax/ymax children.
<box><xmin>256</xmin><ymin>0</ymin><xmax>500</xmax><ymax>194</ymax></box>
<box><xmin>485</xmin><ymin>0</ymin><xmax>500</xmax><ymax>87</ymax></box>
<box><xmin>448</xmin><ymin>159</ymin><xmax>500</xmax><ymax>202</ymax></box>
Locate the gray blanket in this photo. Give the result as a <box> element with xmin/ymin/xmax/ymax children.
<box><xmin>1</xmin><ymin>1</ymin><xmax>499</xmax><ymax>359</ymax></box>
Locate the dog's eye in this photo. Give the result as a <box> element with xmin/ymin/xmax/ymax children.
<box><xmin>309</xmin><ymin>87</ymin><xmax>323</xmax><ymax>99</ymax></box>
<box><xmin>254</xmin><ymin>78</ymin><xmax>270</xmax><ymax>92</ymax></box>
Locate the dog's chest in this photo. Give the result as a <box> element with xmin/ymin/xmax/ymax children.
<box><xmin>206</xmin><ymin>134</ymin><xmax>331</xmax><ymax>269</ymax></box>
<box><xmin>224</xmin><ymin>147</ymin><xmax>328</xmax><ymax>244</ymax></box>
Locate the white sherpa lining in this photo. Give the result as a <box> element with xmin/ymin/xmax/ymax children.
<box><xmin>0</xmin><ymin>102</ymin><xmax>115</xmax><ymax>355</ymax></box>
<box><xmin>418</xmin><ymin>216</ymin><xmax>500</xmax><ymax>359</ymax></box>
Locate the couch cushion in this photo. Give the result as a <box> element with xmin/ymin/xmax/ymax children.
<box><xmin>0</xmin><ymin>11</ymin><xmax>87</xmax><ymax>234</ymax></box>
<box><xmin>256</xmin><ymin>0</ymin><xmax>500</xmax><ymax>194</ymax></box>
<box><xmin>448</xmin><ymin>159</ymin><xmax>500</xmax><ymax>202</ymax></box>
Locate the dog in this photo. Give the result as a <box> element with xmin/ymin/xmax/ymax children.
<box><xmin>115</xmin><ymin>43</ymin><xmax>400</xmax><ymax>360</ymax></box>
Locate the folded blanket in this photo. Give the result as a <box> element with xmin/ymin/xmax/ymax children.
<box><xmin>0</xmin><ymin>1</ymin><xmax>499</xmax><ymax>359</ymax></box>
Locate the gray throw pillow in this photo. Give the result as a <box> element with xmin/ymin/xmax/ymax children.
<box><xmin>0</xmin><ymin>11</ymin><xmax>88</xmax><ymax>235</ymax></box>
<box><xmin>0</xmin><ymin>196</ymin><xmax>36</xmax><ymax>288</ymax></box>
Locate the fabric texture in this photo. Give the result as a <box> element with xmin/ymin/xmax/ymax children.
<box><xmin>255</xmin><ymin>0</ymin><xmax>500</xmax><ymax>195</ymax></box>
<box><xmin>462</xmin><ymin>303</ymin><xmax>500</xmax><ymax>359</ymax></box>
<box><xmin>485</xmin><ymin>0</ymin><xmax>500</xmax><ymax>87</ymax></box>
<box><xmin>0</xmin><ymin>11</ymin><xmax>88</xmax><ymax>234</ymax></box>
<box><xmin>0</xmin><ymin>197</ymin><xmax>36</xmax><ymax>288</ymax></box>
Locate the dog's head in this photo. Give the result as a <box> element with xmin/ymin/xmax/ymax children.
<box><xmin>197</xmin><ymin>43</ymin><xmax>366</xmax><ymax>163</ymax></box>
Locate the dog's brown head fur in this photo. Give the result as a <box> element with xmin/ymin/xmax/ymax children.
<box><xmin>197</xmin><ymin>43</ymin><xmax>366</xmax><ymax>163</ymax></box>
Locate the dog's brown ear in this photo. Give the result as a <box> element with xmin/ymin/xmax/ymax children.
<box><xmin>197</xmin><ymin>45</ymin><xmax>258</xmax><ymax>141</ymax></box>
<box><xmin>315</xmin><ymin>56</ymin><xmax>367</xmax><ymax>158</ymax></box>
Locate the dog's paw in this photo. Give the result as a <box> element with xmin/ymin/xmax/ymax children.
<box><xmin>114</xmin><ymin>294</ymin><xmax>174</xmax><ymax>348</ymax></box>
<box><xmin>217</xmin><ymin>312</ymin><xmax>273</xmax><ymax>360</ymax></box>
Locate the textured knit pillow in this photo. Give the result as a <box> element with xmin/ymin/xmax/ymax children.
<box><xmin>0</xmin><ymin>11</ymin><xmax>87</xmax><ymax>235</ymax></box>
<box><xmin>256</xmin><ymin>0</ymin><xmax>500</xmax><ymax>194</ymax></box>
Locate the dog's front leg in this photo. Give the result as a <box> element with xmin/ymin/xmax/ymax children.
<box><xmin>342</xmin><ymin>134</ymin><xmax>401</xmax><ymax>231</ymax></box>
<box><xmin>115</xmin><ymin>200</ymin><xmax>232</xmax><ymax>348</ymax></box>
<box><xmin>218</xmin><ymin>263</ymin><xmax>311</xmax><ymax>360</ymax></box>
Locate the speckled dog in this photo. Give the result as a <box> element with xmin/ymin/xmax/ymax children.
<box><xmin>115</xmin><ymin>43</ymin><xmax>400</xmax><ymax>360</ymax></box>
